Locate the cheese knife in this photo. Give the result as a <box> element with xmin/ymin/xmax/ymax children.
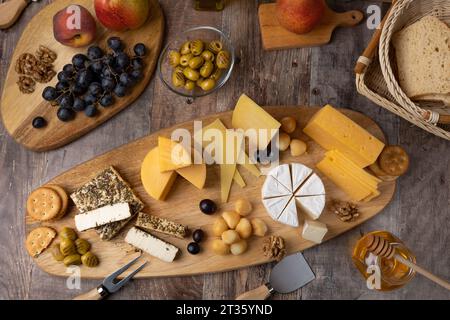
<box><xmin>73</xmin><ymin>255</ymin><xmax>147</xmax><ymax>300</ymax></box>
<box><xmin>0</xmin><ymin>0</ymin><xmax>39</xmax><ymax>29</ymax></box>
<box><xmin>236</xmin><ymin>252</ymin><xmax>315</xmax><ymax>300</ymax></box>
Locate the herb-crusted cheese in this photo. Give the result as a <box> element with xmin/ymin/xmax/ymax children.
<box><xmin>75</xmin><ymin>203</ymin><xmax>132</xmax><ymax>232</ymax></box>
<box><xmin>70</xmin><ymin>167</ymin><xmax>144</xmax><ymax>240</ymax></box>
<box><xmin>125</xmin><ymin>227</ymin><xmax>179</xmax><ymax>263</ymax></box>
<box><xmin>136</xmin><ymin>212</ymin><xmax>187</xmax><ymax>239</ymax></box>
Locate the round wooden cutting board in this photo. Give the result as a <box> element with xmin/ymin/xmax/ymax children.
<box><xmin>25</xmin><ymin>107</ymin><xmax>396</xmax><ymax>279</ymax></box>
<box><xmin>0</xmin><ymin>0</ymin><xmax>164</xmax><ymax>152</ymax></box>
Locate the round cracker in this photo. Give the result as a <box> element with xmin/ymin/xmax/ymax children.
<box><xmin>27</xmin><ymin>187</ymin><xmax>62</xmax><ymax>221</ymax></box>
<box><xmin>45</xmin><ymin>185</ymin><xmax>69</xmax><ymax>220</ymax></box>
<box><xmin>25</xmin><ymin>227</ymin><xmax>56</xmax><ymax>257</ymax></box>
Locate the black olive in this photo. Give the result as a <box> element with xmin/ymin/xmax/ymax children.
<box><xmin>192</xmin><ymin>229</ymin><xmax>204</xmax><ymax>243</ymax></box>
<box><xmin>199</xmin><ymin>199</ymin><xmax>217</xmax><ymax>215</ymax></box>
<box><xmin>187</xmin><ymin>242</ymin><xmax>200</xmax><ymax>255</ymax></box>
<box><xmin>32</xmin><ymin>117</ymin><xmax>47</xmax><ymax>128</ymax></box>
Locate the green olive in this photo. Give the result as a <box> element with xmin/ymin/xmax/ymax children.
<box><xmin>209</xmin><ymin>67</ymin><xmax>223</xmax><ymax>81</ymax></box>
<box><xmin>208</xmin><ymin>40</ymin><xmax>223</xmax><ymax>54</ymax></box>
<box><xmin>180</xmin><ymin>54</ymin><xmax>193</xmax><ymax>67</ymax></box>
<box><xmin>60</xmin><ymin>238</ymin><xmax>76</xmax><ymax>256</ymax></box>
<box><xmin>168</xmin><ymin>50</ymin><xmax>181</xmax><ymax>67</ymax></box>
<box><xmin>188</xmin><ymin>56</ymin><xmax>204</xmax><ymax>70</ymax></box>
<box><xmin>200</xmin><ymin>78</ymin><xmax>216</xmax><ymax>91</ymax></box>
<box><xmin>184</xmin><ymin>80</ymin><xmax>195</xmax><ymax>91</ymax></box>
<box><xmin>201</xmin><ymin>50</ymin><xmax>215</xmax><ymax>62</ymax></box>
<box><xmin>63</xmin><ymin>254</ymin><xmax>81</xmax><ymax>266</ymax></box>
<box><xmin>172</xmin><ymin>71</ymin><xmax>186</xmax><ymax>87</ymax></box>
<box><xmin>216</xmin><ymin>50</ymin><xmax>231</xmax><ymax>69</ymax></box>
<box><xmin>180</xmin><ymin>41</ymin><xmax>191</xmax><ymax>55</ymax></box>
<box><xmin>189</xmin><ymin>39</ymin><xmax>204</xmax><ymax>56</ymax></box>
<box><xmin>200</xmin><ymin>61</ymin><xmax>214</xmax><ymax>78</ymax></box>
<box><xmin>183</xmin><ymin>67</ymin><xmax>200</xmax><ymax>81</ymax></box>
<box><xmin>81</xmin><ymin>252</ymin><xmax>99</xmax><ymax>267</ymax></box>
<box><xmin>59</xmin><ymin>227</ymin><xmax>77</xmax><ymax>241</ymax></box>
<box><xmin>196</xmin><ymin>77</ymin><xmax>205</xmax><ymax>87</ymax></box>
<box><xmin>75</xmin><ymin>238</ymin><xmax>91</xmax><ymax>255</ymax></box>
<box><xmin>50</xmin><ymin>243</ymin><xmax>65</xmax><ymax>262</ymax></box>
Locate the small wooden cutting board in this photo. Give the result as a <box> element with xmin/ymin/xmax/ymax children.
<box><xmin>259</xmin><ymin>3</ymin><xmax>364</xmax><ymax>51</ymax></box>
<box><xmin>0</xmin><ymin>0</ymin><xmax>164</xmax><ymax>152</ymax></box>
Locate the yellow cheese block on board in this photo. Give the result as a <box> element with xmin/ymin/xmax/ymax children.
<box><xmin>221</xmin><ymin>164</ymin><xmax>236</xmax><ymax>203</ymax></box>
<box><xmin>233</xmin><ymin>169</ymin><xmax>246</xmax><ymax>188</ymax></box>
<box><xmin>176</xmin><ymin>163</ymin><xmax>206</xmax><ymax>189</ymax></box>
<box><xmin>158</xmin><ymin>136</ymin><xmax>192</xmax><ymax>172</ymax></box>
<box><xmin>231</xmin><ymin>94</ymin><xmax>281</xmax><ymax>150</ymax></box>
<box><xmin>141</xmin><ymin>147</ymin><xmax>178</xmax><ymax>201</ymax></box>
<box><xmin>316</xmin><ymin>156</ymin><xmax>374</xmax><ymax>202</ymax></box>
<box><xmin>303</xmin><ymin>105</ymin><xmax>385</xmax><ymax>168</ymax></box>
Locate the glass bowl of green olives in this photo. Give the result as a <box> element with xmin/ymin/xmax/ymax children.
<box><xmin>157</xmin><ymin>26</ymin><xmax>235</xmax><ymax>98</ymax></box>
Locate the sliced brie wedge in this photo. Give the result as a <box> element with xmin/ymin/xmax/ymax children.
<box><xmin>262</xmin><ymin>175</ymin><xmax>291</xmax><ymax>198</ymax></box>
<box><xmin>267</xmin><ymin>164</ymin><xmax>292</xmax><ymax>192</ymax></box>
<box><xmin>291</xmin><ymin>163</ymin><xmax>312</xmax><ymax>192</ymax></box>
<box><xmin>295</xmin><ymin>195</ymin><xmax>325</xmax><ymax>220</ymax></box>
<box><xmin>295</xmin><ymin>173</ymin><xmax>325</xmax><ymax>197</ymax></box>
<box><xmin>262</xmin><ymin>195</ymin><xmax>291</xmax><ymax>221</ymax></box>
<box><xmin>278</xmin><ymin>197</ymin><xmax>299</xmax><ymax>227</ymax></box>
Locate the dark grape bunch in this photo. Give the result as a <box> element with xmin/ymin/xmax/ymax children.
<box><xmin>39</xmin><ymin>37</ymin><xmax>147</xmax><ymax>124</ymax></box>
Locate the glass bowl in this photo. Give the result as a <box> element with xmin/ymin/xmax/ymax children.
<box><xmin>157</xmin><ymin>26</ymin><xmax>235</xmax><ymax>98</ymax></box>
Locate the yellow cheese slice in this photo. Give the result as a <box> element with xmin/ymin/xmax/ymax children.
<box><xmin>231</xmin><ymin>94</ymin><xmax>281</xmax><ymax>150</ymax></box>
<box><xmin>316</xmin><ymin>156</ymin><xmax>373</xmax><ymax>202</ymax></box>
<box><xmin>176</xmin><ymin>163</ymin><xmax>206</xmax><ymax>189</ymax></box>
<box><xmin>221</xmin><ymin>164</ymin><xmax>236</xmax><ymax>203</ymax></box>
<box><xmin>158</xmin><ymin>136</ymin><xmax>192</xmax><ymax>172</ymax></box>
<box><xmin>303</xmin><ymin>105</ymin><xmax>385</xmax><ymax>168</ymax></box>
<box><xmin>141</xmin><ymin>147</ymin><xmax>178</xmax><ymax>201</ymax></box>
<box><xmin>233</xmin><ymin>169</ymin><xmax>246</xmax><ymax>188</ymax></box>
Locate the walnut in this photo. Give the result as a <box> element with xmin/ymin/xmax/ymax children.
<box><xmin>15</xmin><ymin>53</ymin><xmax>37</xmax><ymax>75</ymax></box>
<box><xmin>330</xmin><ymin>200</ymin><xmax>360</xmax><ymax>222</ymax></box>
<box><xmin>263</xmin><ymin>235</ymin><xmax>286</xmax><ymax>262</ymax></box>
<box><xmin>35</xmin><ymin>46</ymin><xmax>57</xmax><ymax>64</ymax></box>
<box><xmin>17</xmin><ymin>76</ymin><xmax>36</xmax><ymax>94</ymax></box>
<box><xmin>32</xmin><ymin>61</ymin><xmax>56</xmax><ymax>83</ymax></box>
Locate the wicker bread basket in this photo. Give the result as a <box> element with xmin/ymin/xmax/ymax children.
<box><xmin>356</xmin><ymin>0</ymin><xmax>450</xmax><ymax>140</ymax></box>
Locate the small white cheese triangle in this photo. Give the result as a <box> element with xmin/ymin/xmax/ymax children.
<box><xmin>262</xmin><ymin>195</ymin><xmax>291</xmax><ymax>220</ymax></box>
<box><xmin>268</xmin><ymin>164</ymin><xmax>292</xmax><ymax>192</ymax></box>
<box><xmin>295</xmin><ymin>173</ymin><xmax>325</xmax><ymax>197</ymax></box>
<box><xmin>295</xmin><ymin>195</ymin><xmax>325</xmax><ymax>220</ymax></box>
<box><xmin>302</xmin><ymin>220</ymin><xmax>328</xmax><ymax>243</ymax></box>
<box><xmin>277</xmin><ymin>197</ymin><xmax>299</xmax><ymax>227</ymax></box>
<box><xmin>262</xmin><ymin>175</ymin><xmax>291</xmax><ymax>199</ymax></box>
<box><xmin>291</xmin><ymin>163</ymin><xmax>313</xmax><ymax>192</ymax></box>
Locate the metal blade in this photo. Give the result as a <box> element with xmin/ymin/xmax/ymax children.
<box><xmin>269</xmin><ymin>252</ymin><xmax>315</xmax><ymax>294</ymax></box>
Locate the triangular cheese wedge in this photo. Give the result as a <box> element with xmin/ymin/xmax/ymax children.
<box><xmin>268</xmin><ymin>164</ymin><xmax>292</xmax><ymax>192</ymax></box>
<box><xmin>233</xmin><ymin>169</ymin><xmax>246</xmax><ymax>188</ymax></box>
<box><xmin>176</xmin><ymin>164</ymin><xmax>206</xmax><ymax>189</ymax></box>
<box><xmin>295</xmin><ymin>195</ymin><xmax>325</xmax><ymax>220</ymax></box>
<box><xmin>220</xmin><ymin>164</ymin><xmax>236</xmax><ymax>203</ymax></box>
<box><xmin>291</xmin><ymin>163</ymin><xmax>313</xmax><ymax>192</ymax></box>
<box><xmin>262</xmin><ymin>175</ymin><xmax>291</xmax><ymax>199</ymax></box>
<box><xmin>278</xmin><ymin>197</ymin><xmax>299</xmax><ymax>227</ymax></box>
<box><xmin>295</xmin><ymin>173</ymin><xmax>325</xmax><ymax>197</ymax></box>
<box><xmin>158</xmin><ymin>136</ymin><xmax>192</xmax><ymax>172</ymax></box>
<box><xmin>262</xmin><ymin>195</ymin><xmax>291</xmax><ymax>221</ymax></box>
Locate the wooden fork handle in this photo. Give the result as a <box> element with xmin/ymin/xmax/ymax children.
<box><xmin>73</xmin><ymin>287</ymin><xmax>105</xmax><ymax>300</ymax></box>
<box><xmin>0</xmin><ymin>0</ymin><xmax>29</xmax><ymax>29</ymax></box>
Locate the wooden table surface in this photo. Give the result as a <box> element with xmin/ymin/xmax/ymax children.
<box><xmin>0</xmin><ymin>0</ymin><xmax>448</xmax><ymax>300</ymax></box>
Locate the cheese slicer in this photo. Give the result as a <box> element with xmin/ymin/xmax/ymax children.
<box><xmin>236</xmin><ymin>252</ymin><xmax>315</xmax><ymax>300</ymax></box>
<box><xmin>73</xmin><ymin>254</ymin><xmax>147</xmax><ymax>300</ymax></box>
<box><xmin>0</xmin><ymin>0</ymin><xmax>39</xmax><ymax>29</ymax></box>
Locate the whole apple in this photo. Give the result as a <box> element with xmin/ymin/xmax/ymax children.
<box><xmin>53</xmin><ymin>5</ymin><xmax>97</xmax><ymax>48</ymax></box>
<box><xmin>276</xmin><ymin>0</ymin><xmax>326</xmax><ymax>34</ymax></box>
<box><xmin>95</xmin><ymin>0</ymin><xmax>150</xmax><ymax>31</ymax></box>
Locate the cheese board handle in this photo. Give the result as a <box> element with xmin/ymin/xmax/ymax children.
<box><xmin>0</xmin><ymin>0</ymin><xmax>29</xmax><ymax>29</ymax></box>
<box><xmin>73</xmin><ymin>287</ymin><xmax>105</xmax><ymax>300</ymax></box>
<box><xmin>235</xmin><ymin>284</ymin><xmax>272</xmax><ymax>300</ymax></box>
<box><xmin>334</xmin><ymin>10</ymin><xmax>364</xmax><ymax>28</ymax></box>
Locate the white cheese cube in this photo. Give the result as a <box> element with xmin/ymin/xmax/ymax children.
<box><xmin>75</xmin><ymin>202</ymin><xmax>131</xmax><ymax>232</ymax></box>
<box><xmin>302</xmin><ymin>220</ymin><xmax>328</xmax><ymax>243</ymax></box>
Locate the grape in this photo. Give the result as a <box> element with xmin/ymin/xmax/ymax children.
<box><xmin>71</xmin><ymin>83</ymin><xmax>87</xmax><ymax>96</ymax></box>
<box><xmin>76</xmin><ymin>69</ymin><xmax>94</xmax><ymax>87</ymax></box>
<box><xmin>84</xmin><ymin>104</ymin><xmax>98</xmax><ymax>117</ymax></box>
<box><xmin>133</xmin><ymin>43</ymin><xmax>146</xmax><ymax>57</ymax></box>
<box><xmin>101</xmin><ymin>66</ymin><xmax>114</xmax><ymax>79</ymax></box>
<box><xmin>72</xmin><ymin>97</ymin><xmax>86</xmax><ymax>112</ymax></box>
<box><xmin>56</xmin><ymin>81</ymin><xmax>69</xmax><ymax>92</ymax></box>
<box><xmin>72</xmin><ymin>54</ymin><xmax>88</xmax><ymax>69</ymax></box>
<box><xmin>103</xmin><ymin>54</ymin><xmax>115</xmax><ymax>67</ymax></box>
<box><xmin>87</xmin><ymin>46</ymin><xmax>104</xmax><ymax>60</ymax></box>
<box><xmin>131</xmin><ymin>57</ymin><xmax>144</xmax><ymax>70</ymax></box>
<box><xmin>63</xmin><ymin>64</ymin><xmax>75</xmax><ymax>76</ymax></box>
<box><xmin>57</xmin><ymin>107</ymin><xmax>75</xmax><ymax>122</ymax></box>
<box><xmin>119</xmin><ymin>73</ymin><xmax>132</xmax><ymax>87</ymax></box>
<box><xmin>90</xmin><ymin>61</ymin><xmax>104</xmax><ymax>74</ymax></box>
<box><xmin>42</xmin><ymin>86</ymin><xmax>58</xmax><ymax>101</ymax></box>
<box><xmin>113</xmin><ymin>84</ymin><xmax>127</xmax><ymax>97</ymax></box>
<box><xmin>60</xmin><ymin>94</ymin><xmax>74</xmax><ymax>109</ymax></box>
<box><xmin>107</xmin><ymin>37</ymin><xmax>123</xmax><ymax>52</ymax></box>
<box><xmin>101</xmin><ymin>77</ymin><xmax>116</xmax><ymax>92</ymax></box>
<box><xmin>99</xmin><ymin>94</ymin><xmax>114</xmax><ymax>107</ymax></box>
<box><xmin>130</xmin><ymin>69</ymin><xmax>143</xmax><ymax>82</ymax></box>
<box><xmin>89</xmin><ymin>82</ymin><xmax>103</xmax><ymax>96</ymax></box>
<box><xmin>57</xmin><ymin>71</ymin><xmax>70</xmax><ymax>84</ymax></box>
<box><xmin>115</xmin><ymin>53</ymin><xmax>130</xmax><ymax>69</ymax></box>
<box><xmin>84</xmin><ymin>94</ymin><xmax>97</xmax><ymax>105</ymax></box>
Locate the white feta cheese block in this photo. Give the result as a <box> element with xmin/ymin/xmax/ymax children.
<box><xmin>295</xmin><ymin>173</ymin><xmax>325</xmax><ymax>197</ymax></box>
<box><xmin>291</xmin><ymin>163</ymin><xmax>313</xmax><ymax>192</ymax></box>
<box><xmin>295</xmin><ymin>195</ymin><xmax>325</xmax><ymax>220</ymax></box>
<box><xmin>125</xmin><ymin>227</ymin><xmax>179</xmax><ymax>263</ymax></box>
<box><xmin>75</xmin><ymin>202</ymin><xmax>131</xmax><ymax>232</ymax></box>
<box><xmin>268</xmin><ymin>164</ymin><xmax>292</xmax><ymax>191</ymax></box>
<box><xmin>302</xmin><ymin>220</ymin><xmax>328</xmax><ymax>243</ymax></box>
<box><xmin>263</xmin><ymin>195</ymin><xmax>291</xmax><ymax>220</ymax></box>
<box><xmin>262</xmin><ymin>175</ymin><xmax>291</xmax><ymax>199</ymax></box>
<box><xmin>277</xmin><ymin>197</ymin><xmax>299</xmax><ymax>227</ymax></box>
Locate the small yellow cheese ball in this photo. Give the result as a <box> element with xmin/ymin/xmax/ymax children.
<box><xmin>251</xmin><ymin>218</ymin><xmax>268</xmax><ymax>237</ymax></box>
<box><xmin>212</xmin><ymin>239</ymin><xmax>230</xmax><ymax>255</ymax></box>
<box><xmin>222</xmin><ymin>211</ymin><xmax>241</xmax><ymax>229</ymax></box>
<box><xmin>230</xmin><ymin>240</ymin><xmax>248</xmax><ymax>255</ymax></box>
<box><xmin>235</xmin><ymin>218</ymin><xmax>252</xmax><ymax>239</ymax></box>
<box><xmin>235</xmin><ymin>198</ymin><xmax>252</xmax><ymax>216</ymax></box>
<box><xmin>278</xmin><ymin>132</ymin><xmax>291</xmax><ymax>152</ymax></box>
<box><xmin>280</xmin><ymin>116</ymin><xmax>297</xmax><ymax>134</ymax></box>
<box><xmin>290</xmin><ymin>139</ymin><xmax>307</xmax><ymax>156</ymax></box>
<box><xmin>221</xmin><ymin>230</ymin><xmax>240</xmax><ymax>245</ymax></box>
<box><xmin>213</xmin><ymin>217</ymin><xmax>229</xmax><ymax>237</ymax></box>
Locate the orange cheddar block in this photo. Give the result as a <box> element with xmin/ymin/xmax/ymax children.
<box><xmin>158</xmin><ymin>136</ymin><xmax>192</xmax><ymax>172</ymax></box>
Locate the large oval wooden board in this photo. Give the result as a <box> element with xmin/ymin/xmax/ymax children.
<box><xmin>0</xmin><ymin>0</ymin><xmax>164</xmax><ymax>152</ymax></box>
<box><xmin>26</xmin><ymin>107</ymin><xmax>396</xmax><ymax>279</ymax></box>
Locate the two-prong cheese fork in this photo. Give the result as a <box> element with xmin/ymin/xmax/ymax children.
<box><xmin>73</xmin><ymin>254</ymin><xmax>147</xmax><ymax>300</ymax></box>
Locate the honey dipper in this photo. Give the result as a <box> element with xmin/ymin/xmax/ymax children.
<box><xmin>363</xmin><ymin>234</ymin><xmax>450</xmax><ymax>291</ymax></box>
